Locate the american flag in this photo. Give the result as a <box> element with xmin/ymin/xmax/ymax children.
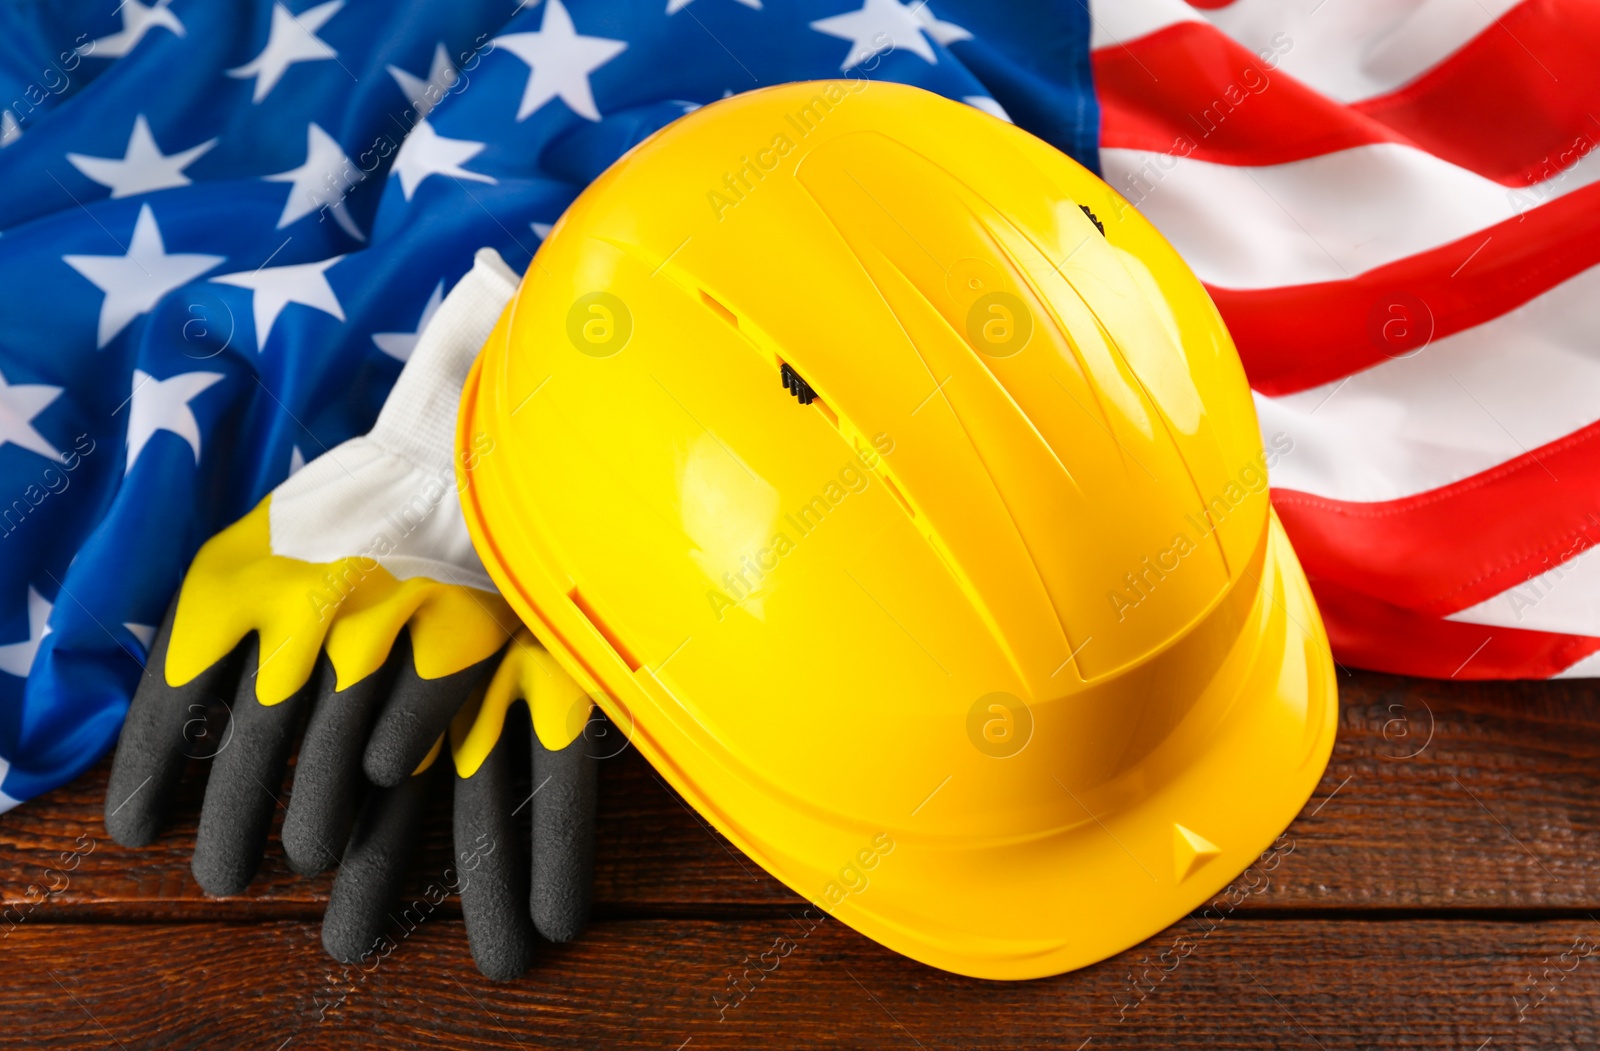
<box><xmin>0</xmin><ymin>0</ymin><xmax>1096</xmax><ymax>811</ymax></box>
<box><xmin>3</xmin><ymin>0</ymin><xmax>1590</xmax><ymax>814</ymax></box>
<box><xmin>1091</xmin><ymin>0</ymin><xmax>1600</xmax><ymax>680</ymax></box>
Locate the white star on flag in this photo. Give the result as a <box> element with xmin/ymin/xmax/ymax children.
<box><xmin>265</xmin><ymin>122</ymin><xmax>364</xmax><ymax>239</ymax></box>
<box><xmin>63</xmin><ymin>204</ymin><xmax>226</xmax><ymax>349</ymax></box>
<box><xmin>0</xmin><ymin>757</ymin><xmax>16</xmax><ymax>812</ymax></box>
<box><xmin>371</xmin><ymin>281</ymin><xmax>443</xmax><ymax>362</ymax></box>
<box><xmin>123</xmin><ymin>622</ymin><xmax>157</xmax><ymax>651</ymax></box>
<box><xmin>812</xmin><ymin>0</ymin><xmax>966</xmax><ymax>70</ymax></box>
<box><xmin>495</xmin><ymin>0</ymin><xmax>628</xmax><ymax>122</ymax></box>
<box><xmin>390</xmin><ymin>120</ymin><xmax>495</xmax><ymax>201</ymax></box>
<box><xmin>213</xmin><ymin>256</ymin><xmax>346</xmax><ymax>350</ymax></box>
<box><xmin>0</xmin><ymin>370</ymin><xmax>64</xmax><ymax>461</ymax></box>
<box><xmin>67</xmin><ymin>115</ymin><xmax>217</xmax><ymax>199</ymax></box>
<box><xmin>532</xmin><ymin>221</ymin><xmax>553</xmax><ymax>239</ymax></box>
<box><xmin>388</xmin><ymin>42</ymin><xmax>459</xmax><ymax>121</ymax></box>
<box><xmin>228</xmin><ymin>0</ymin><xmax>344</xmax><ymax>104</ymax></box>
<box><xmin>81</xmin><ymin>0</ymin><xmax>185</xmax><ymax>59</ymax></box>
<box><xmin>964</xmin><ymin>96</ymin><xmax>1011</xmax><ymax>122</ymax></box>
<box><xmin>0</xmin><ymin>587</ymin><xmax>51</xmax><ymax>677</ymax></box>
<box><xmin>124</xmin><ymin>368</ymin><xmax>225</xmax><ymax>472</ymax></box>
<box><xmin>1</xmin><ymin>112</ymin><xmax>21</xmax><ymax>148</ymax></box>
<box><xmin>912</xmin><ymin>3</ymin><xmax>971</xmax><ymax>45</ymax></box>
<box><xmin>666</xmin><ymin>0</ymin><xmax>761</xmax><ymax>14</ymax></box>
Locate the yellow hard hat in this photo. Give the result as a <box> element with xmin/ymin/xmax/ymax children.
<box><xmin>458</xmin><ymin>80</ymin><xmax>1337</xmax><ymax>980</ymax></box>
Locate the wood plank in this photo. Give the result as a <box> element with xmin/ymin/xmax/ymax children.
<box><xmin>0</xmin><ymin>727</ymin><xmax>794</xmax><ymax>921</ymax></box>
<box><xmin>5</xmin><ymin>916</ymin><xmax>1600</xmax><ymax>1049</ymax></box>
<box><xmin>4</xmin><ymin>670</ymin><xmax>1600</xmax><ymax>917</ymax></box>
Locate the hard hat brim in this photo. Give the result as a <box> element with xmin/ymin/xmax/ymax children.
<box><xmin>834</xmin><ymin>511</ymin><xmax>1338</xmax><ymax>978</ymax></box>
<box><xmin>690</xmin><ymin>511</ymin><xmax>1337</xmax><ymax>980</ymax></box>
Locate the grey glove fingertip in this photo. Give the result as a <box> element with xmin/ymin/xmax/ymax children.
<box><xmin>106</xmin><ymin>600</ymin><xmax>236</xmax><ymax>847</ymax></box>
<box><xmin>282</xmin><ymin>655</ymin><xmax>391</xmax><ymax>877</ymax></box>
<box><xmin>530</xmin><ymin>717</ymin><xmax>599</xmax><ymax>944</ymax></box>
<box><xmin>322</xmin><ymin>766</ymin><xmax>434</xmax><ymax>965</ymax></box>
<box><xmin>455</xmin><ymin>726</ymin><xmax>537</xmax><ymax>981</ymax></box>
<box><xmin>191</xmin><ymin>635</ymin><xmax>308</xmax><ymax>897</ymax></box>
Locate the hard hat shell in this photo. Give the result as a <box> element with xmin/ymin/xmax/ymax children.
<box><xmin>458</xmin><ymin>80</ymin><xmax>1337</xmax><ymax>980</ymax></box>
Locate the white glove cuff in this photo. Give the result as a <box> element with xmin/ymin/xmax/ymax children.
<box><xmin>266</xmin><ymin>249</ymin><xmax>520</xmax><ymax>590</ymax></box>
<box><xmin>370</xmin><ymin>247</ymin><xmax>520</xmax><ymax>468</ymax></box>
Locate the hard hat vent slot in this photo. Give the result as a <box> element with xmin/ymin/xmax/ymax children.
<box><xmin>568</xmin><ymin>588</ymin><xmax>642</xmax><ymax>672</ymax></box>
<box><xmin>699</xmin><ymin>289</ymin><xmax>738</xmax><ymax>327</ymax></box>
<box><xmin>882</xmin><ymin>474</ymin><xmax>914</xmax><ymax>518</ymax></box>
<box><xmin>780</xmin><ymin>362</ymin><xmax>817</xmax><ymax>405</ymax></box>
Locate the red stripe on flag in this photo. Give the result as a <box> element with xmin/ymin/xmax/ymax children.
<box><xmin>1270</xmin><ymin>420</ymin><xmax>1600</xmax><ymax>618</ymax></box>
<box><xmin>1096</xmin><ymin>6</ymin><xmax>1600</xmax><ymax>187</ymax></box>
<box><xmin>1095</xmin><ymin>22</ymin><xmax>1402</xmax><ymax>166</ymax></box>
<box><xmin>1307</xmin><ymin>575</ymin><xmax>1600</xmax><ymax>680</ymax></box>
<box><xmin>1215</xmin><ymin>182</ymin><xmax>1600</xmax><ymax>396</ymax></box>
<box><xmin>1351</xmin><ymin>0</ymin><xmax>1600</xmax><ymax>188</ymax></box>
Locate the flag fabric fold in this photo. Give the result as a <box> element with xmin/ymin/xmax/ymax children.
<box><xmin>1092</xmin><ymin>0</ymin><xmax>1600</xmax><ymax>681</ymax></box>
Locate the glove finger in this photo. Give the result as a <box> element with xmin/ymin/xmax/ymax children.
<box><xmin>455</xmin><ymin>707</ymin><xmax>536</xmax><ymax>981</ymax></box>
<box><xmin>191</xmin><ymin>633</ymin><xmax>309</xmax><ymax>896</ymax></box>
<box><xmin>530</xmin><ymin>710</ymin><xmax>600</xmax><ymax>943</ymax></box>
<box><xmin>322</xmin><ymin>764</ymin><xmax>435</xmax><ymax>964</ymax></box>
<box><xmin>105</xmin><ymin>599</ymin><xmax>242</xmax><ymax>847</ymax></box>
<box><xmin>364</xmin><ymin>633</ymin><xmax>500</xmax><ymax>787</ymax></box>
<box><xmin>281</xmin><ymin>652</ymin><xmax>394</xmax><ymax>876</ymax></box>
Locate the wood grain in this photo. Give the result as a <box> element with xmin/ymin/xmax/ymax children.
<box><xmin>5</xmin><ymin>670</ymin><xmax>1600</xmax><ymax>1046</ymax></box>
<box><xmin>5</xmin><ymin>670</ymin><xmax>1600</xmax><ymax>918</ymax></box>
<box><xmin>5</xmin><ymin>916</ymin><xmax>1600</xmax><ymax>1049</ymax></box>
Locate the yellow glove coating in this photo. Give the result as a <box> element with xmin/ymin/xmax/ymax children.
<box><xmin>166</xmin><ymin>497</ymin><xmax>514</xmax><ymax>704</ymax></box>
<box><xmin>450</xmin><ymin>631</ymin><xmax>594</xmax><ymax>777</ymax></box>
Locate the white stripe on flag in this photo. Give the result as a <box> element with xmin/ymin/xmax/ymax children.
<box><xmin>1087</xmin><ymin>0</ymin><xmax>1202</xmax><ymax>52</ymax></box>
<box><xmin>1447</xmin><ymin>540</ymin><xmax>1600</xmax><ymax>637</ymax></box>
<box><xmin>1102</xmin><ymin>144</ymin><xmax>1600</xmax><ymax>290</ymax></box>
<box><xmin>1256</xmin><ymin>263</ymin><xmax>1600</xmax><ymax>502</ymax></box>
<box><xmin>1197</xmin><ymin>0</ymin><xmax>1526</xmax><ymax>103</ymax></box>
<box><xmin>0</xmin><ymin>753</ymin><xmax>18</xmax><ymax>814</ymax></box>
<box><xmin>1555</xmin><ymin>649</ymin><xmax>1600</xmax><ymax>678</ymax></box>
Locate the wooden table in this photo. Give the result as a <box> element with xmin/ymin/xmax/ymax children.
<box><xmin>4</xmin><ymin>670</ymin><xmax>1599</xmax><ymax>1049</ymax></box>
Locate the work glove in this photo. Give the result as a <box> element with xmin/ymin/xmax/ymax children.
<box><xmin>320</xmin><ymin>629</ymin><xmax>607</xmax><ymax>981</ymax></box>
<box><xmin>104</xmin><ymin>248</ymin><xmax>522</xmax><ymax>897</ymax></box>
